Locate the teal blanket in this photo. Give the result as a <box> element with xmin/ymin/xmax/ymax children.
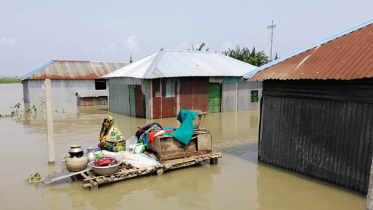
<box><xmin>164</xmin><ymin>110</ymin><xmax>197</xmax><ymax>145</ymax></box>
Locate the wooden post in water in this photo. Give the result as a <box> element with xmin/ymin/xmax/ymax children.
<box><xmin>45</xmin><ymin>79</ymin><xmax>55</xmax><ymax>163</ymax></box>
<box><xmin>366</xmin><ymin>156</ymin><xmax>373</xmax><ymax>210</ymax></box>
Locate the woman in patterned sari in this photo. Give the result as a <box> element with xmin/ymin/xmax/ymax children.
<box><xmin>98</xmin><ymin>116</ymin><xmax>125</xmax><ymax>152</ymax></box>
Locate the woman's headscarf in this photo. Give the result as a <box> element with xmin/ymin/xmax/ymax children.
<box><xmin>100</xmin><ymin>115</ymin><xmax>115</xmax><ymax>136</ymax></box>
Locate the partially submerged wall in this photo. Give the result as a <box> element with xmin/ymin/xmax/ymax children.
<box><xmin>221</xmin><ymin>80</ymin><xmax>262</xmax><ymax>112</ymax></box>
<box><xmin>259</xmin><ymin>79</ymin><xmax>373</xmax><ymax>193</ymax></box>
<box><xmin>108</xmin><ymin>78</ymin><xmax>151</xmax><ymax>118</ymax></box>
<box><xmin>22</xmin><ymin>79</ymin><xmax>95</xmax><ymax>105</ymax></box>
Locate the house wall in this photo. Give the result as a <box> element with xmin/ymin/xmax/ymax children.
<box><xmin>108</xmin><ymin>78</ymin><xmax>151</xmax><ymax>118</ymax></box>
<box><xmin>77</xmin><ymin>96</ymin><xmax>108</xmax><ymax>106</ymax></box>
<box><xmin>108</xmin><ymin>77</ymin><xmax>262</xmax><ymax>119</ymax></box>
<box><xmin>179</xmin><ymin>77</ymin><xmax>209</xmax><ymax>112</ymax></box>
<box><xmin>220</xmin><ymin>80</ymin><xmax>262</xmax><ymax>112</ymax></box>
<box><xmin>152</xmin><ymin>79</ymin><xmax>179</xmax><ymax>118</ymax></box>
<box><xmin>259</xmin><ymin>79</ymin><xmax>373</xmax><ymax>193</ymax></box>
<box><xmin>22</xmin><ymin>79</ymin><xmax>95</xmax><ymax>105</ymax></box>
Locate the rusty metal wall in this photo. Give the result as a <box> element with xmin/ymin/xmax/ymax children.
<box><xmin>135</xmin><ymin>85</ymin><xmax>146</xmax><ymax>117</ymax></box>
<box><xmin>161</xmin><ymin>79</ymin><xmax>177</xmax><ymax>118</ymax></box>
<box><xmin>222</xmin><ymin>81</ymin><xmax>262</xmax><ymax>112</ymax></box>
<box><xmin>260</xmin><ymin>94</ymin><xmax>373</xmax><ymax>193</ymax></box>
<box><xmin>179</xmin><ymin>77</ymin><xmax>209</xmax><ymax>112</ymax></box>
<box><xmin>152</xmin><ymin>79</ymin><xmax>162</xmax><ymax>118</ymax></box>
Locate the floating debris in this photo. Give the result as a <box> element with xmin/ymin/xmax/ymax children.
<box><xmin>27</xmin><ymin>173</ymin><xmax>42</xmax><ymax>184</ymax></box>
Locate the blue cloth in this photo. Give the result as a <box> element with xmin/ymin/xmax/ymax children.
<box><xmin>164</xmin><ymin>110</ymin><xmax>197</xmax><ymax>145</ymax></box>
<box><xmin>139</xmin><ymin>124</ymin><xmax>159</xmax><ymax>149</ymax></box>
<box><xmin>144</xmin><ymin>134</ymin><xmax>149</xmax><ymax>149</ymax></box>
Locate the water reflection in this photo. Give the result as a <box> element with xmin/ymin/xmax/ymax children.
<box><xmin>47</xmin><ymin>164</ymin><xmax>222</xmax><ymax>209</ymax></box>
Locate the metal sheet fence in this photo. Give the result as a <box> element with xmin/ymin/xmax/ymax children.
<box><xmin>260</xmin><ymin>95</ymin><xmax>373</xmax><ymax>193</ymax></box>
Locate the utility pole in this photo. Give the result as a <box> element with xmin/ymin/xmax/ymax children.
<box><xmin>267</xmin><ymin>20</ymin><xmax>276</xmax><ymax>61</ymax></box>
<box><xmin>45</xmin><ymin>79</ymin><xmax>55</xmax><ymax>163</ymax></box>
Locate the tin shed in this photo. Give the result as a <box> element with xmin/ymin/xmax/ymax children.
<box><xmin>244</xmin><ymin>18</ymin><xmax>373</xmax><ymax>193</ymax></box>
<box><xmin>20</xmin><ymin>60</ymin><xmax>126</xmax><ymax>106</ymax></box>
<box><xmin>102</xmin><ymin>49</ymin><xmax>261</xmax><ymax>118</ymax></box>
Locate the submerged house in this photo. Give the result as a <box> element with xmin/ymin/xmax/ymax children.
<box><xmin>21</xmin><ymin>60</ymin><xmax>126</xmax><ymax>105</ymax></box>
<box><xmin>102</xmin><ymin>49</ymin><xmax>262</xmax><ymax>118</ymax></box>
<box><xmin>244</xmin><ymin>18</ymin><xmax>373</xmax><ymax>193</ymax></box>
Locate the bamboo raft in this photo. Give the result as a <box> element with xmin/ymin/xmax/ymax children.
<box><xmin>80</xmin><ymin>152</ymin><xmax>222</xmax><ymax>190</ymax></box>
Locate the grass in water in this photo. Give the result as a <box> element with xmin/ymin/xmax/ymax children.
<box><xmin>0</xmin><ymin>78</ymin><xmax>21</xmax><ymax>84</ymax></box>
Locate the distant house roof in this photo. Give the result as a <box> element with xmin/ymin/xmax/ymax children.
<box><xmin>75</xmin><ymin>90</ymin><xmax>108</xmax><ymax>98</ymax></box>
<box><xmin>102</xmin><ymin>49</ymin><xmax>257</xmax><ymax>79</ymax></box>
<box><xmin>244</xmin><ymin>18</ymin><xmax>373</xmax><ymax>80</ymax></box>
<box><xmin>21</xmin><ymin>60</ymin><xmax>127</xmax><ymax>80</ymax></box>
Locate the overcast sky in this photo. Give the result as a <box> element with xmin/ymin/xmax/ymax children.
<box><xmin>0</xmin><ymin>0</ymin><xmax>372</xmax><ymax>76</ymax></box>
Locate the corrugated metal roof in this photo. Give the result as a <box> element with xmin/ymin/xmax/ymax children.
<box><xmin>75</xmin><ymin>90</ymin><xmax>108</xmax><ymax>98</ymax></box>
<box><xmin>244</xmin><ymin>18</ymin><xmax>373</xmax><ymax>80</ymax></box>
<box><xmin>21</xmin><ymin>60</ymin><xmax>127</xmax><ymax>80</ymax></box>
<box><xmin>102</xmin><ymin>50</ymin><xmax>257</xmax><ymax>79</ymax></box>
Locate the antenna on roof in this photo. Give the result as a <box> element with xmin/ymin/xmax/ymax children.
<box><xmin>267</xmin><ymin>20</ymin><xmax>276</xmax><ymax>61</ymax></box>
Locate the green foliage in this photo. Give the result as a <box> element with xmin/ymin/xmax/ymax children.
<box><xmin>27</xmin><ymin>173</ymin><xmax>42</xmax><ymax>184</ymax></box>
<box><xmin>129</xmin><ymin>54</ymin><xmax>133</xmax><ymax>63</ymax></box>
<box><xmin>0</xmin><ymin>78</ymin><xmax>21</xmax><ymax>84</ymax></box>
<box><xmin>190</xmin><ymin>42</ymin><xmax>209</xmax><ymax>51</ymax></box>
<box><xmin>223</xmin><ymin>46</ymin><xmax>270</xmax><ymax>67</ymax></box>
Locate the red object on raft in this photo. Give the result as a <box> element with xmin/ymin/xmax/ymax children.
<box><xmin>94</xmin><ymin>157</ymin><xmax>115</xmax><ymax>166</ymax></box>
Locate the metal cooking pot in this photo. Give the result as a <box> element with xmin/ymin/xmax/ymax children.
<box><xmin>69</xmin><ymin>145</ymin><xmax>84</xmax><ymax>157</ymax></box>
<box><xmin>88</xmin><ymin>159</ymin><xmax>122</xmax><ymax>176</ymax></box>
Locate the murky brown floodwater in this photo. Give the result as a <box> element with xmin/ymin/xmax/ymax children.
<box><xmin>0</xmin><ymin>83</ymin><xmax>365</xmax><ymax>210</ymax></box>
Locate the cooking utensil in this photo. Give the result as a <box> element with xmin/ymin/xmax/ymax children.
<box><xmin>88</xmin><ymin>159</ymin><xmax>122</xmax><ymax>176</ymax></box>
<box><xmin>69</xmin><ymin>145</ymin><xmax>84</xmax><ymax>157</ymax></box>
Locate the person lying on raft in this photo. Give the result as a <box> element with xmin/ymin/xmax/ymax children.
<box><xmin>98</xmin><ymin>116</ymin><xmax>125</xmax><ymax>152</ymax></box>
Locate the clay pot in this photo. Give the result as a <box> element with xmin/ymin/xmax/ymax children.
<box><xmin>65</xmin><ymin>156</ymin><xmax>88</xmax><ymax>172</ymax></box>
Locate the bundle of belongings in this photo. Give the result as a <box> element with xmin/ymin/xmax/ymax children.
<box><xmin>136</xmin><ymin>110</ymin><xmax>197</xmax><ymax>147</ymax></box>
<box><xmin>136</xmin><ymin>123</ymin><xmax>175</xmax><ymax>149</ymax></box>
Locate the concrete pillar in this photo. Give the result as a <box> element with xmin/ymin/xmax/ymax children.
<box><xmin>45</xmin><ymin>79</ymin><xmax>55</xmax><ymax>163</ymax></box>
<box><xmin>366</xmin><ymin>156</ymin><xmax>373</xmax><ymax>210</ymax></box>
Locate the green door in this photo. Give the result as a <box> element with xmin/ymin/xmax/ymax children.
<box><xmin>208</xmin><ymin>84</ymin><xmax>221</xmax><ymax>113</ymax></box>
<box><xmin>129</xmin><ymin>85</ymin><xmax>136</xmax><ymax>116</ymax></box>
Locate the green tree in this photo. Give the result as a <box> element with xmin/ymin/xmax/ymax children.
<box><xmin>223</xmin><ymin>46</ymin><xmax>270</xmax><ymax>67</ymax></box>
<box><xmin>190</xmin><ymin>42</ymin><xmax>209</xmax><ymax>51</ymax></box>
<box><xmin>129</xmin><ymin>54</ymin><xmax>133</xmax><ymax>63</ymax></box>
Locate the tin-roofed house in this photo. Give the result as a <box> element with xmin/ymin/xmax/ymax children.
<box><xmin>21</xmin><ymin>60</ymin><xmax>127</xmax><ymax>107</ymax></box>
<box><xmin>244</xmin><ymin>18</ymin><xmax>373</xmax><ymax>193</ymax></box>
<box><xmin>102</xmin><ymin>49</ymin><xmax>261</xmax><ymax>118</ymax></box>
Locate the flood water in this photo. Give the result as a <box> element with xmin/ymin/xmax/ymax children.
<box><xmin>0</xmin><ymin>83</ymin><xmax>366</xmax><ymax>210</ymax></box>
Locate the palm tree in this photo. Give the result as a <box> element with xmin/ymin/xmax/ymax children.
<box><xmin>223</xmin><ymin>46</ymin><xmax>269</xmax><ymax>67</ymax></box>
<box><xmin>190</xmin><ymin>42</ymin><xmax>209</xmax><ymax>51</ymax></box>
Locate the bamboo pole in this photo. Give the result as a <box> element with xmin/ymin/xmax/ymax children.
<box><xmin>45</xmin><ymin>79</ymin><xmax>55</xmax><ymax>163</ymax></box>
